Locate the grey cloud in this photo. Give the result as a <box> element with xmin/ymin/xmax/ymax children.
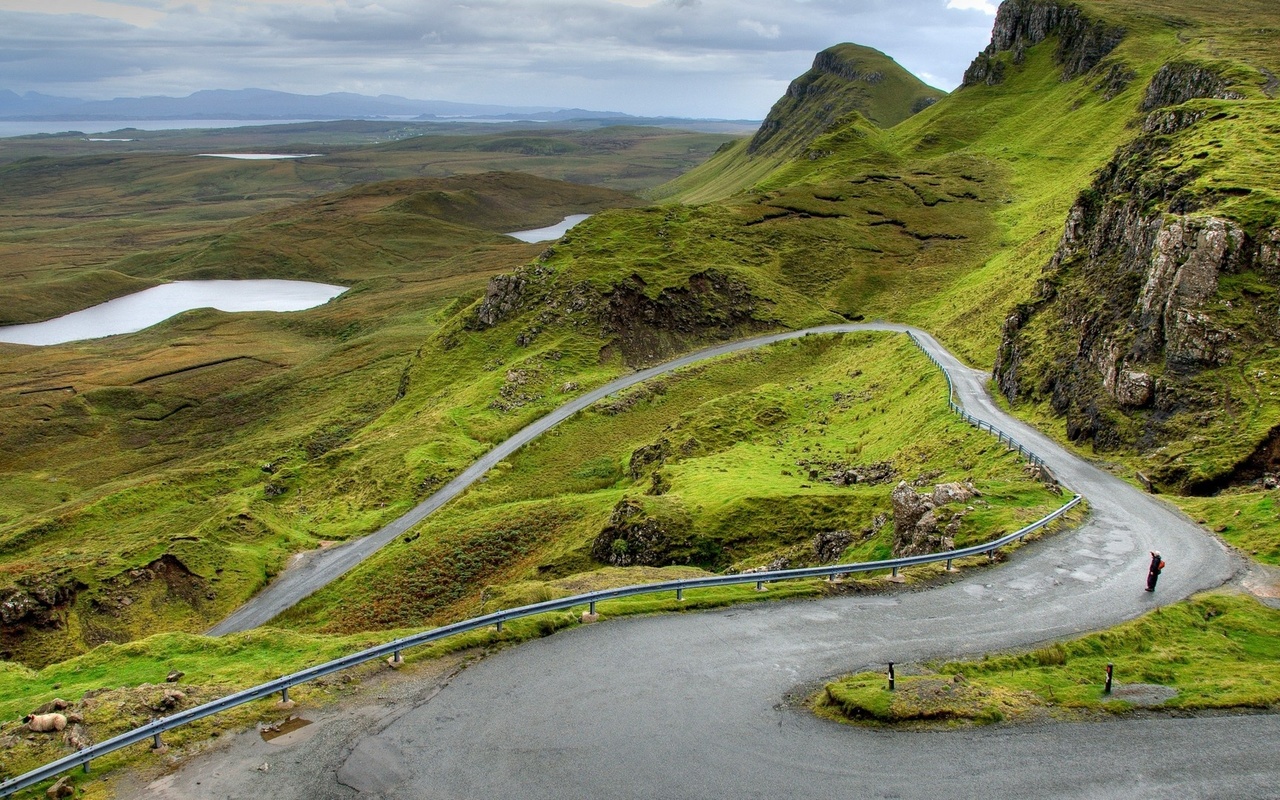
<box><xmin>0</xmin><ymin>0</ymin><xmax>995</xmax><ymax>117</ymax></box>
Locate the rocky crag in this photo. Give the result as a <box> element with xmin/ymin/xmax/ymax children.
<box><xmin>963</xmin><ymin>0</ymin><xmax>1125</xmax><ymax>86</ymax></box>
<box><xmin>992</xmin><ymin>21</ymin><xmax>1278</xmax><ymax>492</ymax></box>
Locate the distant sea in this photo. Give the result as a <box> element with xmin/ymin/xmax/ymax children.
<box><xmin>0</xmin><ymin>119</ymin><xmax>336</xmax><ymax>138</ymax></box>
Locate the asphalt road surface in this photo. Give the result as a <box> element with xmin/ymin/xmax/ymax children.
<box><xmin>172</xmin><ymin>325</ymin><xmax>1277</xmax><ymax>799</ymax></box>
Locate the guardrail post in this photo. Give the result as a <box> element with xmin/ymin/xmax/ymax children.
<box><xmin>755</xmin><ymin>580</ymin><xmax>765</xmax><ymax>591</ymax></box>
<box><xmin>945</xmin><ymin>558</ymin><xmax>954</xmax><ymax>572</ymax></box>
<box><xmin>281</xmin><ymin>686</ymin><xmax>289</xmax><ymax>704</ymax></box>
<box><xmin>987</xmin><ymin>549</ymin><xmax>997</xmax><ymax>563</ymax></box>
<box><xmin>83</xmin><ymin>761</ymin><xmax>90</xmax><ymax>774</ymax></box>
<box><xmin>152</xmin><ymin>733</ymin><xmax>162</xmax><ymax>750</ymax></box>
<box><xmin>495</xmin><ymin>620</ymin><xmax>503</xmax><ymax>632</ymax></box>
<box><xmin>589</xmin><ymin>600</ymin><xmax>596</xmax><ymax>615</ymax></box>
<box><xmin>676</xmin><ymin>587</ymin><xmax>684</xmax><ymax>601</ymax></box>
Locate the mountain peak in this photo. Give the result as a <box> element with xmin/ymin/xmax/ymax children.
<box><xmin>746</xmin><ymin>43</ymin><xmax>944</xmax><ymax>157</ymax></box>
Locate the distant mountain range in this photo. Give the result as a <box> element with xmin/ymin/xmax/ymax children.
<box><xmin>0</xmin><ymin>88</ymin><xmax>743</xmax><ymax>124</ymax></box>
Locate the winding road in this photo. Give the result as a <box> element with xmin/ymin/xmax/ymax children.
<box><xmin>176</xmin><ymin>325</ymin><xmax>1279</xmax><ymax>799</ymax></box>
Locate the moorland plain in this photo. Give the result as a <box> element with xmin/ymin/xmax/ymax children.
<box><xmin>0</xmin><ymin>125</ymin><xmax>731</xmax><ymax>324</ymax></box>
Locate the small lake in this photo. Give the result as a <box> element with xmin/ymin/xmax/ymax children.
<box><xmin>506</xmin><ymin>214</ymin><xmax>591</xmax><ymax>243</ymax></box>
<box><xmin>0</xmin><ymin>280</ymin><xmax>347</xmax><ymax>346</ymax></box>
<box><xmin>197</xmin><ymin>153</ymin><xmax>324</xmax><ymax>160</ymax></box>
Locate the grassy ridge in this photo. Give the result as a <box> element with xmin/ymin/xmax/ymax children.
<box><xmin>281</xmin><ymin>332</ymin><xmax>1060</xmax><ymax>633</ymax></box>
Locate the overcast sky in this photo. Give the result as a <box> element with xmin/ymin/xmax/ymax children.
<box><xmin>0</xmin><ymin>0</ymin><xmax>1000</xmax><ymax>118</ymax></box>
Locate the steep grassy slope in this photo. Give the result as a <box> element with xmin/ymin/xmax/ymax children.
<box><xmin>986</xmin><ymin>0</ymin><xmax>1280</xmax><ymax>496</ymax></box>
<box><xmin>522</xmin><ymin>0</ymin><xmax>1280</xmax><ymax>551</ymax></box>
<box><xmin>653</xmin><ymin>44</ymin><xmax>943</xmax><ymax>204</ymax></box>
<box><xmin>654</xmin><ymin>0</ymin><xmax>1280</xmax><ymax>500</ymax></box>
<box><xmin>281</xmin><ymin>333</ymin><xmax>1060</xmax><ymax>633</ymax></box>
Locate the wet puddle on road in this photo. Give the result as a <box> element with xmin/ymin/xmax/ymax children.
<box><xmin>260</xmin><ymin>717</ymin><xmax>313</xmax><ymax>742</ymax></box>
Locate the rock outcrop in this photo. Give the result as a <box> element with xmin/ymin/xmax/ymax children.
<box><xmin>1141</xmin><ymin>62</ymin><xmax>1246</xmax><ymax>111</ymax></box>
<box><xmin>591</xmin><ymin>498</ymin><xmax>691</xmax><ymax>567</ymax></box>
<box><xmin>628</xmin><ymin>440</ymin><xmax>669</xmax><ymax>480</ymax></box>
<box><xmin>993</xmin><ymin>58</ymin><xmax>1274</xmax><ymax>489</ymax></box>
<box><xmin>890</xmin><ymin>481</ymin><xmax>977</xmax><ymax>557</ymax></box>
<box><xmin>962</xmin><ymin>0</ymin><xmax>1124</xmax><ymax>87</ymax></box>
<box><xmin>1</xmin><ymin>572</ymin><xmax>85</xmax><ymax>660</ymax></box>
<box><xmin>795</xmin><ymin>459</ymin><xmax>896</xmax><ymax>487</ymax></box>
<box><xmin>468</xmin><ymin>265</ymin><xmax>553</xmax><ymax>329</ymax></box>
<box><xmin>600</xmin><ymin>270</ymin><xmax>770</xmax><ymax>367</ymax></box>
<box><xmin>812</xmin><ymin>530</ymin><xmax>855</xmax><ymax>562</ymax></box>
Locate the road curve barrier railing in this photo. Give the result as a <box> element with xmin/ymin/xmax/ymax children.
<box><xmin>0</xmin><ymin>496</ymin><xmax>1080</xmax><ymax>798</ymax></box>
<box><xmin>2</xmin><ymin>329</ymin><xmax>1082</xmax><ymax>797</ymax></box>
<box><xmin>906</xmin><ymin>332</ymin><xmax>1048</xmax><ymax>469</ymax></box>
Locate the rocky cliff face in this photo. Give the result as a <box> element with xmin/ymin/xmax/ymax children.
<box><xmin>1141</xmin><ymin>62</ymin><xmax>1246</xmax><ymax>110</ymax></box>
<box><xmin>600</xmin><ymin>270</ymin><xmax>768</xmax><ymax>367</ymax></box>
<box><xmin>993</xmin><ymin>58</ymin><xmax>1278</xmax><ymax>491</ymax></box>
<box><xmin>962</xmin><ymin>0</ymin><xmax>1125</xmax><ymax>87</ymax></box>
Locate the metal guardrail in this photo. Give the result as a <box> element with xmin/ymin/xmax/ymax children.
<box><xmin>1</xmin><ymin>331</ymin><xmax>1080</xmax><ymax>798</ymax></box>
<box><xmin>907</xmin><ymin>332</ymin><xmax>1047</xmax><ymax>468</ymax></box>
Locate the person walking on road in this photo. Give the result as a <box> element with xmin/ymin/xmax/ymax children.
<box><xmin>1146</xmin><ymin>551</ymin><xmax>1165</xmax><ymax>592</ymax></box>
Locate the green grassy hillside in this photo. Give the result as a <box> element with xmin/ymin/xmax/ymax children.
<box><xmin>653</xmin><ymin>44</ymin><xmax>943</xmax><ymax>204</ymax></box>
<box><xmin>2</xmin><ymin>0</ymin><xmax>1278</xmax><ymax>748</ymax></box>
<box><xmin>0</xmin><ymin>172</ymin><xmax>632</xmax><ymax>665</ymax></box>
<box><xmin>281</xmin><ymin>333</ymin><xmax>1059</xmax><ymax>633</ymax></box>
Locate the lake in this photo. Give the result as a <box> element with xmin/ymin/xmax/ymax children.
<box><xmin>0</xmin><ymin>280</ymin><xmax>347</xmax><ymax>346</ymax></box>
<box><xmin>196</xmin><ymin>153</ymin><xmax>324</xmax><ymax>160</ymax></box>
<box><xmin>506</xmin><ymin>214</ymin><xmax>591</xmax><ymax>243</ymax></box>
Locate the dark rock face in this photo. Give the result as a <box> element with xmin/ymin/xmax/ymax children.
<box><xmin>1141</xmin><ymin>62</ymin><xmax>1246</xmax><ymax>110</ymax></box>
<box><xmin>600</xmin><ymin>270</ymin><xmax>771</xmax><ymax>367</ymax></box>
<box><xmin>1</xmin><ymin>554</ymin><xmax>208</xmax><ymax>663</ymax></box>
<box><xmin>591</xmin><ymin>498</ymin><xmax>690</xmax><ymax>567</ymax></box>
<box><xmin>911</xmin><ymin>96</ymin><xmax>940</xmax><ymax>115</ymax></box>
<box><xmin>1094</xmin><ymin>62</ymin><xmax>1137</xmax><ymax>101</ymax></box>
<box><xmin>468</xmin><ymin>265</ymin><xmax>552</xmax><ymax>329</ymax></box>
<box><xmin>962</xmin><ymin>0</ymin><xmax>1124</xmax><ymax>87</ymax></box>
<box><xmin>795</xmin><ymin>459</ymin><xmax>897</xmax><ymax>487</ymax></box>
<box><xmin>0</xmin><ymin>573</ymin><xmax>82</xmax><ymax>630</ymax></box>
<box><xmin>628</xmin><ymin>439</ymin><xmax>669</xmax><ymax>480</ymax></box>
<box><xmin>812</xmin><ymin>530</ymin><xmax>854</xmax><ymax>562</ymax></box>
<box><xmin>994</xmin><ymin>83</ymin><xmax>1278</xmax><ymax>488</ymax></box>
